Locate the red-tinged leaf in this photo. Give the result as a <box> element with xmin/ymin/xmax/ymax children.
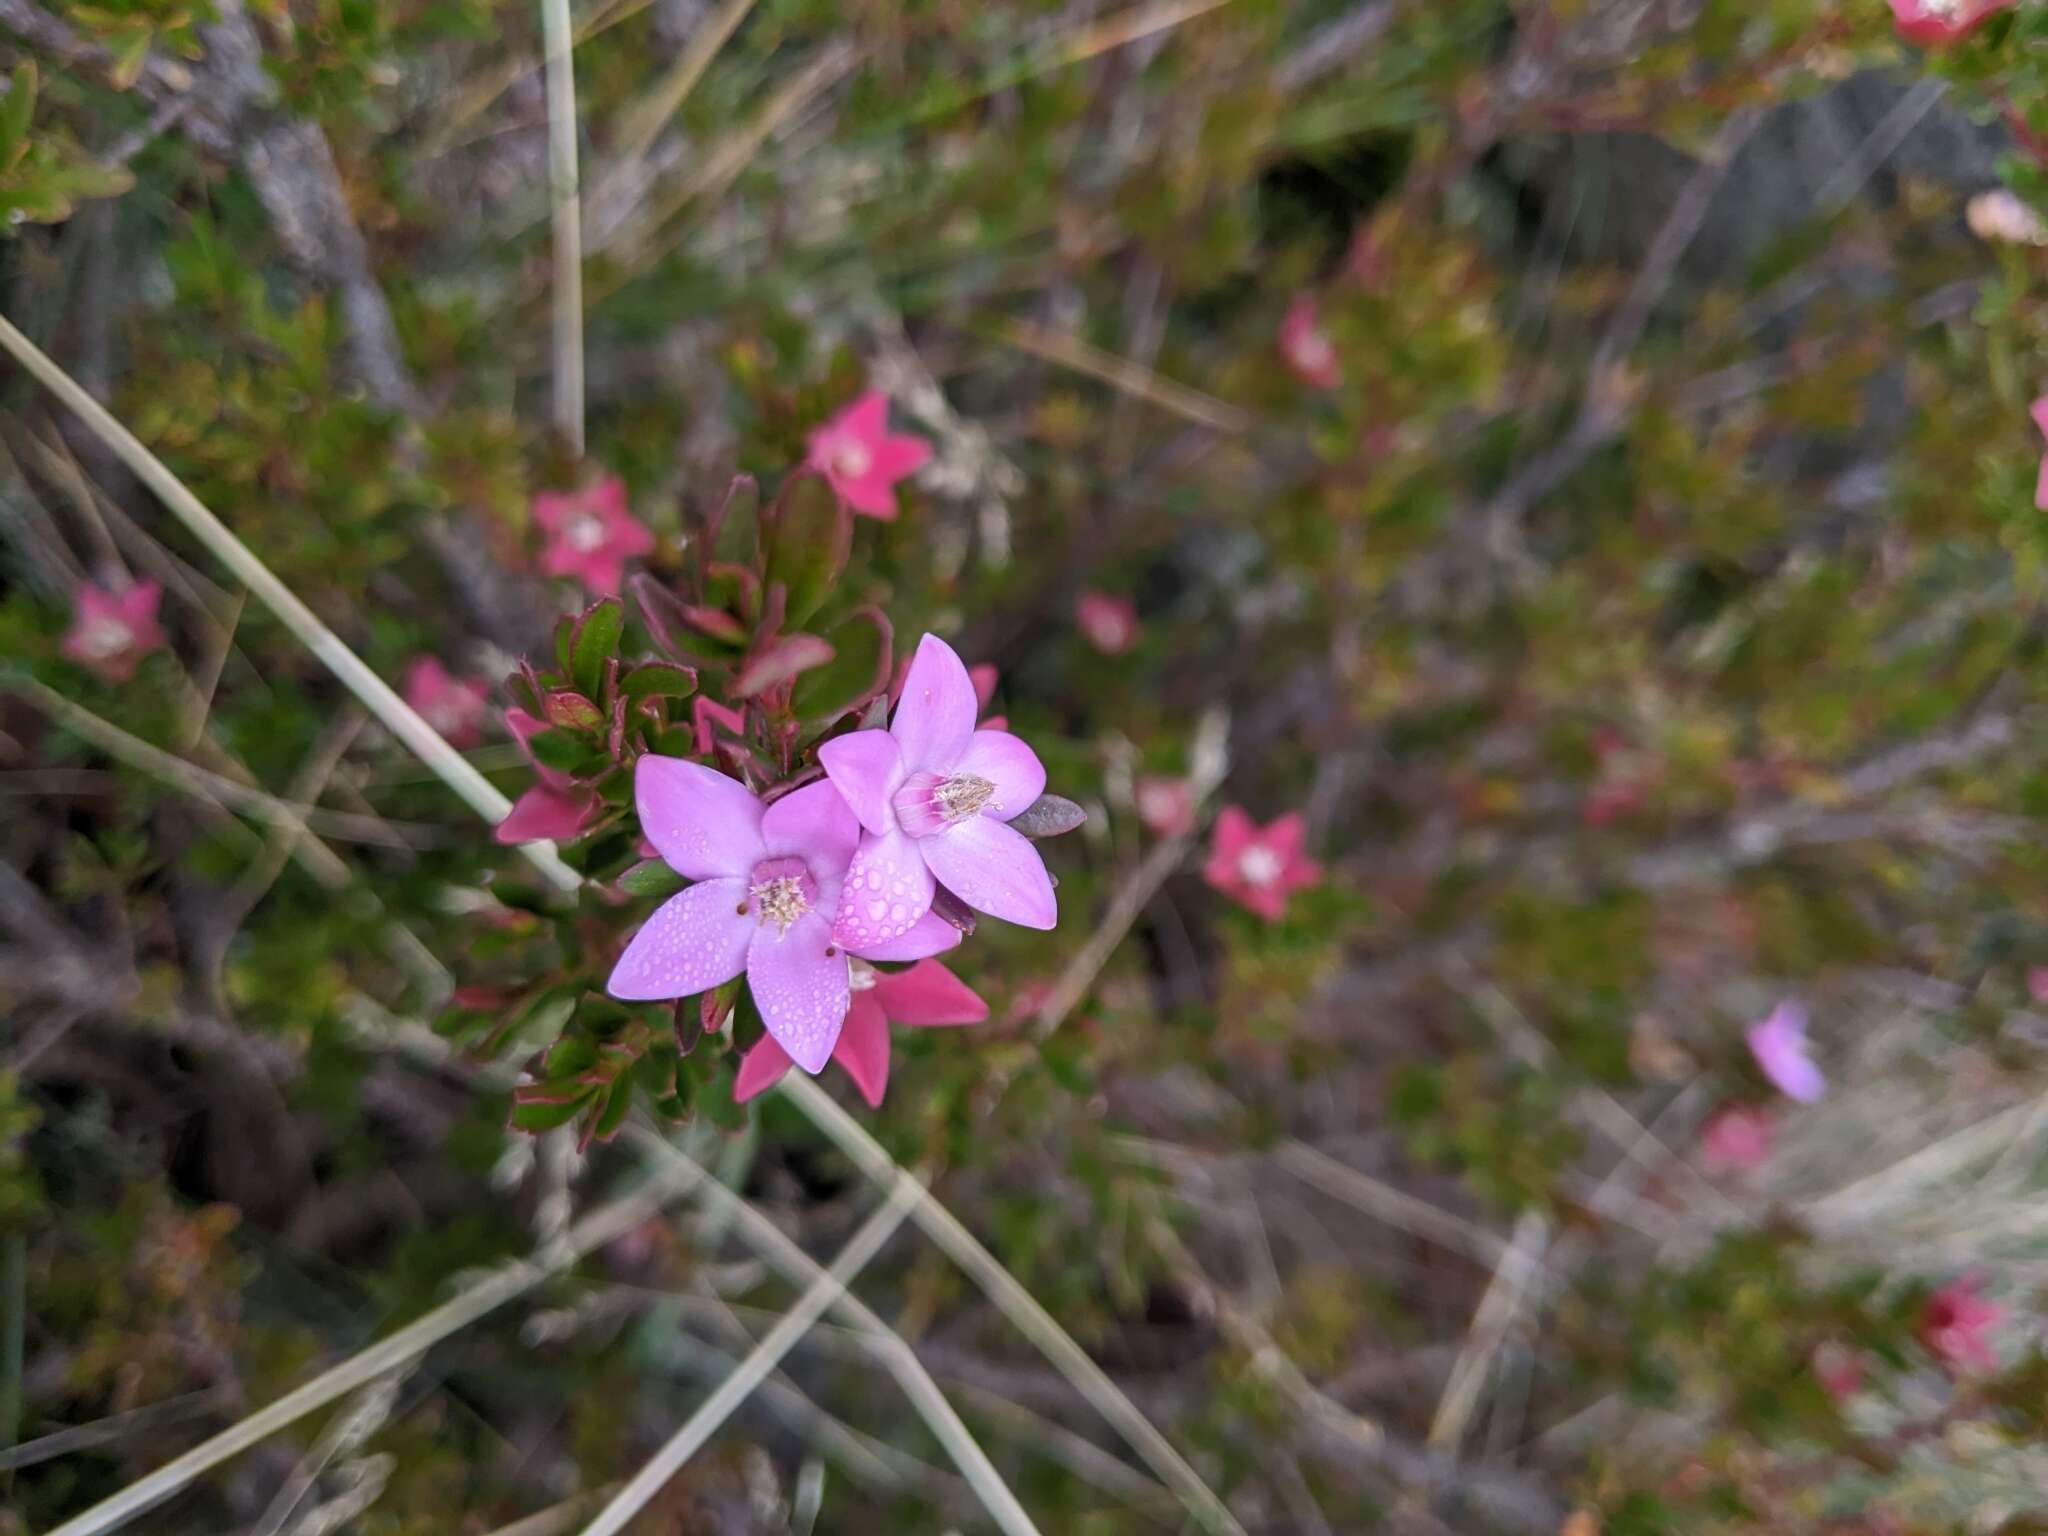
<box><xmin>705</xmin><ymin>474</ymin><xmax>759</xmax><ymax>569</ymax></box>
<box><xmin>619</xmin><ymin>661</ymin><xmax>698</xmax><ymax>700</ymax></box>
<box><xmin>683</xmin><ymin>604</ymin><xmax>749</xmax><ymax>645</ymax></box>
<box><xmin>543</xmin><ymin>689</ymin><xmax>605</xmax><ymax>732</ymax></box>
<box><xmin>630</xmin><ymin>574</ymin><xmax>696</xmax><ymax>661</ymax></box>
<box><xmin>734</xmin><ymin>633</ymin><xmax>835</xmax><ymax>698</ymax></box>
<box><xmin>762</xmin><ymin>468</ymin><xmax>851</xmax><ymax>629</ymax></box>
<box><xmin>693</xmin><ymin>696</ymin><xmax>747</xmax><ymax>756</ymax></box>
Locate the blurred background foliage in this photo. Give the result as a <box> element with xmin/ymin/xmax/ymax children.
<box><xmin>8</xmin><ymin>0</ymin><xmax>2048</xmax><ymax>1530</ymax></box>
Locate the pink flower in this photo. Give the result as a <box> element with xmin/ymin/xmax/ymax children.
<box><xmin>402</xmin><ymin>657</ymin><xmax>490</xmax><ymax>749</ymax></box>
<box><xmin>1919</xmin><ymin>1277</ymin><xmax>2004</xmax><ymax>1375</ymax></box>
<box><xmin>1745</xmin><ymin>1000</ymin><xmax>1824</xmax><ymax>1104</ymax></box>
<box><xmin>61</xmin><ymin>579</ymin><xmax>163</xmax><ymax>682</ymax></box>
<box><xmin>533</xmin><ymin>477</ymin><xmax>654</xmax><ymax>596</ymax></box>
<box><xmin>2031</xmin><ymin>396</ymin><xmax>2048</xmax><ymax>513</ymax></box>
<box><xmin>1279</xmin><ymin>294</ymin><xmax>1340</xmax><ymax>389</ymax></box>
<box><xmin>2028</xmin><ymin>965</ymin><xmax>2048</xmax><ymax>1007</ymax></box>
<box><xmin>495</xmin><ymin>707</ymin><xmax>602</xmax><ymax>845</ymax></box>
<box><xmin>608</xmin><ymin>759</ymin><xmax>963</xmax><ymax>1072</ymax></box>
<box><xmin>1202</xmin><ymin>807</ymin><xmax>1321</xmax><ymax>922</ymax></box>
<box><xmin>733</xmin><ymin>956</ymin><xmax>985</xmax><ymax>1108</ymax></box>
<box><xmin>1889</xmin><ymin>0</ymin><xmax>2012</xmax><ymax>47</ymax></box>
<box><xmin>1135</xmin><ymin>775</ymin><xmax>1197</xmax><ymax>838</ymax></box>
<box><xmin>1812</xmin><ymin>1341</ymin><xmax>1864</xmax><ymax>1403</ymax></box>
<box><xmin>805</xmin><ymin>391</ymin><xmax>932</xmax><ymax>521</ymax></box>
<box><xmin>819</xmin><ymin>633</ymin><xmax>1057</xmax><ymax>940</ymax></box>
<box><xmin>1699</xmin><ymin>1105</ymin><xmax>1772</xmax><ymax>1174</ymax></box>
<box><xmin>1074</xmin><ymin>591</ymin><xmax>1139</xmax><ymax>656</ymax></box>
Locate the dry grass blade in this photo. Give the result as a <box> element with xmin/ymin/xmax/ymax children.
<box><xmin>1426</xmin><ymin>1210</ymin><xmax>1550</xmax><ymax>1451</ymax></box>
<box><xmin>607</xmin><ymin>0</ymin><xmax>757</xmax><ymax>165</ymax></box>
<box><xmin>41</xmin><ymin>1158</ymin><xmax>706</xmax><ymax>1536</ymax></box>
<box><xmin>0</xmin><ymin>315</ymin><xmax>582</xmax><ymax>894</ymax></box>
<box><xmin>539</xmin><ymin>0</ymin><xmax>585</xmax><ymax>456</ymax></box>
<box><xmin>993</xmin><ymin>319</ymin><xmax>1250</xmax><ymax>435</ymax></box>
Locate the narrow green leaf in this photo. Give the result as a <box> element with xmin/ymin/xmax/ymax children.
<box><xmin>792</xmin><ymin>607</ymin><xmax>892</xmax><ymax>726</ymax></box>
<box><xmin>762</xmin><ymin>470</ymin><xmax>852</xmax><ymax>629</ymax></box>
<box><xmin>619</xmin><ymin>859</ymin><xmax>686</xmax><ymax>898</ymax></box>
<box><xmin>571</xmin><ymin>598</ymin><xmax>623</xmax><ymax>699</ymax></box>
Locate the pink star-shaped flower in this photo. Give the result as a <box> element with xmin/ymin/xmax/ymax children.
<box><xmin>607</xmin><ymin>760</ymin><xmax>964</xmax><ymax>1072</ymax></box>
<box><xmin>495</xmin><ymin>707</ymin><xmax>604</xmax><ymax>845</ymax></box>
<box><xmin>819</xmin><ymin>634</ymin><xmax>1057</xmax><ymax>943</ymax></box>
<box><xmin>1075</xmin><ymin>590</ymin><xmax>1140</xmax><ymax>656</ymax></box>
<box><xmin>1889</xmin><ymin>0</ymin><xmax>2012</xmax><ymax>47</ymax></box>
<box><xmin>403</xmin><ymin>657</ymin><xmax>490</xmax><ymax>749</ymax></box>
<box><xmin>2030</xmin><ymin>395</ymin><xmax>2048</xmax><ymax>513</ymax></box>
<box><xmin>533</xmin><ymin>476</ymin><xmax>654</xmax><ymax>596</ymax></box>
<box><xmin>1134</xmin><ymin>775</ymin><xmax>1197</xmax><ymax>838</ymax></box>
<box><xmin>1203</xmin><ymin>807</ymin><xmax>1321</xmax><ymax>922</ymax></box>
<box><xmin>733</xmin><ymin>955</ymin><xmax>985</xmax><ymax>1108</ymax></box>
<box><xmin>61</xmin><ymin>579</ymin><xmax>163</xmax><ymax>683</ymax></box>
<box><xmin>1698</xmin><ymin>1104</ymin><xmax>1772</xmax><ymax>1174</ymax></box>
<box><xmin>1745</xmin><ymin>999</ymin><xmax>1824</xmax><ymax>1104</ymax></box>
<box><xmin>1279</xmin><ymin>294</ymin><xmax>1341</xmax><ymax>389</ymax></box>
<box><xmin>1919</xmin><ymin>1276</ymin><xmax>2004</xmax><ymax>1375</ymax></box>
<box><xmin>806</xmin><ymin>391</ymin><xmax>932</xmax><ymax>521</ymax></box>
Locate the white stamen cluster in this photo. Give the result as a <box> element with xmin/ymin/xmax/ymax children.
<box><xmin>751</xmin><ymin>875</ymin><xmax>810</xmax><ymax>935</ymax></box>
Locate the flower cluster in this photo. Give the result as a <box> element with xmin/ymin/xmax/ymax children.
<box><xmin>606</xmin><ymin>633</ymin><xmax>1056</xmax><ymax>1100</ymax></box>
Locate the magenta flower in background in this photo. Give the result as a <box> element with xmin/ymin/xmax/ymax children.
<box><xmin>1889</xmin><ymin>0</ymin><xmax>2012</xmax><ymax>47</ymax></box>
<box><xmin>1811</xmin><ymin>1342</ymin><xmax>1864</xmax><ymax>1403</ymax></box>
<box><xmin>61</xmin><ymin>579</ymin><xmax>163</xmax><ymax>683</ymax></box>
<box><xmin>1698</xmin><ymin>1104</ymin><xmax>1772</xmax><ymax>1174</ymax></box>
<box><xmin>534</xmin><ymin>476</ymin><xmax>654</xmax><ymax>596</ymax></box>
<box><xmin>495</xmin><ymin>707</ymin><xmax>603</xmax><ymax>845</ymax></box>
<box><xmin>403</xmin><ymin>657</ymin><xmax>490</xmax><ymax>749</ymax></box>
<box><xmin>1279</xmin><ymin>293</ymin><xmax>1341</xmax><ymax>389</ymax></box>
<box><xmin>2029</xmin><ymin>965</ymin><xmax>2048</xmax><ymax>1007</ymax></box>
<box><xmin>2031</xmin><ymin>396</ymin><xmax>2048</xmax><ymax>512</ymax></box>
<box><xmin>1135</xmin><ymin>775</ymin><xmax>1196</xmax><ymax>838</ymax></box>
<box><xmin>1919</xmin><ymin>1276</ymin><xmax>2004</xmax><ymax>1375</ymax></box>
<box><xmin>734</xmin><ymin>956</ymin><xmax>986</xmax><ymax>1108</ymax></box>
<box><xmin>1745</xmin><ymin>999</ymin><xmax>1824</xmax><ymax>1104</ymax></box>
<box><xmin>806</xmin><ymin>391</ymin><xmax>932</xmax><ymax>521</ymax></box>
<box><xmin>820</xmin><ymin>633</ymin><xmax>1056</xmax><ymax>944</ymax></box>
<box><xmin>1203</xmin><ymin>807</ymin><xmax>1320</xmax><ymax>922</ymax></box>
<box><xmin>608</xmin><ymin>758</ymin><xmax>962</xmax><ymax>1071</ymax></box>
<box><xmin>1074</xmin><ymin>590</ymin><xmax>1139</xmax><ymax>656</ymax></box>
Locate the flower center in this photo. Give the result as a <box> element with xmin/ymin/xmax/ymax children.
<box><xmin>566</xmin><ymin>512</ymin><xmax>608</xmax><ymax>552</ymax></box>
<box><xmin>746</xmin><ymin>856</ymin><xmax>817</xmax><ymax>936</ymax></box>
<box><xmin>833</xmin><ymin>441</ymin><xmax>873</xmax><ymax>480</ymax></box>
<box><xmin>894</xmin><ymin>770</ymin><xmax>998</xmax><ymax>837</ymax></box>
<box><xmin>75</xmin><ymin>617</ymin><xmax>132</xmax><ymax>659</ymax></box>
<box><xmin>848</xmin><ymin>956</ymin><xmax>878</xmax><ymax>993</ymax></box>
<box><xmin>1237</xmin><ymin>845</ymin><xmax>1283</xmax><ymax>887</ymax></box>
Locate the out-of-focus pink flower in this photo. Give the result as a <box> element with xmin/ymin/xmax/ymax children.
<box><xmin>2028</xmin><ymin>966</ymin><xmax>2048</xmax><ymax>1007</ymax></box>
<box><xmin>1135</xmin><ymin>775</ymin><xmax>1197</xmax><ymax>838</ymax></box>
<box><xmin>534</xmin><ymin>476</ymin><xmax>654</xmax><ymax>596</ymax></box>
<box><xmin>1968</xmin><ymin>190</ymin><xmax>2048</xmax><ymax>247</ymax></box>
<box><xmin>1203</xmin><ymin>807</ymin><xmax>1321</xmax><ymax>922</ymax></box>
<box><xmin>608</xmin><ymin>760</ymin><xmax>962</xmax><ymax>1071</ymax></box>
<box><xmin>734</xmin><ymin>957</ymin><xmax>985</xmax><ymax>1108</ymax></box>
<box><xmin>2030</xmin><ymin>396</ymin><xmax>2048</xmax><ymax>513</ymax></box>
<box><xmin>1699</xmin><ymin>1104</ymin><xmax>1772</xmax><ymax>1174</ymax></box>
<box><xmin>496</xmin><ymin>706</ymin><xmax>603</xmax><ymax>845</ymax></box>
<box><xmin>1919</xmin><ymin>1276</ymin><xmax>2004</xmax><ymax>1375</ymax></box>
<box><xmin>61</xmin><ymin>579</ymin><xmax>163</xmax><ymax>682</ymax></box>
<box><xmin>1075</xmin><ymin>591</ymin><xmax>1139</xmax><ymax>656</ymax></box>
<box><xmin>403</xmin><ymin>657</ymin><xmax>490</xmax><ymax>749</ymax></box>
<box><xmin>1889</xmin><ymin>0</ymin><xmax>2012</xmax><ymax>48</ymax></box>
<box><xmin>1812</xmin><ymin>1341</ymin><xmax>1864</xmax><ymax>1402</ymax></box>
<box><xmin>1746</xmin><ymin>1000</ymin><xmax>1824</xmax><ymax>1104</ymax></box>
<box><xmin>1279</xmin><ymin>294</ymin><xmax>1341</xmax><ymax>389</ymax></box>
<box><xmin>806</xmin><ymin>391</ymin><xmax>931</xmax><ymax>521</ymax></box>
<box><xmin>819</xmin><ymin>634</ymin><xmax>1057</xmax><ymax>940</ymax></box>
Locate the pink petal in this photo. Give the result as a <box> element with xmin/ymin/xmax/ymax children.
<box><xmin>832</xmin><ymin>829</ymin><xmax>936</xmax><ymax>952</ymax></box>
<box><xmin>839</xmin><ymin>391</ymin><xmax>889</xmax><ymax>441</ymax></box>
<box><xmin>1204</xmin><ymin>806</ymin><xmax>1256</xmax><ymax>879</ymax></box>
<box><xmin>2035</xmin><ymin>452</ymin><xmax>2048</xmax><ymax>514</ymax></box>
<box><xmin>590</xmin><ymin>476</ymin><xmax>629</xmax><ymax>518</ymax></box>
<box><xmin>1262</xmin><ymin>813</ymin><xmax>1307</xmax><ymax>862</ymax></box>
<box><xmin>118</xmin><ymin>580</ymin><xmax>162</xmax><ymax>628</ymax></box>
<box><xmin>605</xmin><ymin>511</ymin><xmax>656</xmax><ymax>557</ymax></box>
<box><xmin>607</xmin><ymin>879</ymin><xmax>754</xmax><ymax>1001</ymax></box>
<box><xmin>872</xmin><ymin>436</ymin><xmax>932</xmax><ymax>480</ymax></box>
<box><xmin>891</xmin><ymin>633</ymin><xmax>978</xmax><ymax>773</ymax></box>
<box><xmin>496</xmin><ymin>783</ymin><xmax>598</xmax><ymax>843</ymax></box>
<box><xmin>2032</xmin><ymin>395</ymin><xmax>2048</xmax><ymax>443</ymax></box>
<box><xmin>969</xmin><ymin>665</ymin><xmax>999</xmax><ymax>714</ymax></box>
<box><xmin>760</xmin><ymin>778</ymin><xmax>860</xmax><ymax>876</ymax></box>
<box><xmin>952</xmin><ymin>730</ymin><xmax>1046</xmax><ymax>822</ymax></box>
<box><xmin>920</xmin><ymin>813</ymin><xmax>1056</xmax><ymax>930</ymax></box>
<box><xmin>746</xmin><ymin>911</ymin><xmax>850</xmax><ymax>1074</ymax></box>
<box><xmin>817</xmin><ymin>730</ymin><xmax>907</xmax><ymax>837</ymax></box>
<box><xmin>837</xmin><ymin>474</ymin><xmax>900</xmax><ymax>520</ymax></box>
<box><xmin>1746</xmin><ymin>1002</ymin><xmax>1824</xmax><ymax>1104</ymax></box>
<box><xmin>733</xmin><ymin>1036</ymin><xmax>795</xmax><ymax>1103</ymax></box>
<box><xmin>829</xmin><ymin>994</ymin><xmax>891</xmax><ymax>1107</ymax></box>
<box><xmin>873</xmin><ymin>960</ymin><xmax>987</xmax><ymax>1027</ymax></box>
<box><xmin>636</xmin><ymin>756</ymin><xmax>764</xmax><ymax>880</ymax></box>
<box><xmin>848</xmin><ymin>907</ymin><xmax>963</xmax><ymax>962</ymax></box>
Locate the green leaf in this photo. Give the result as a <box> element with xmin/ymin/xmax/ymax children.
<box><xmin>1</xmin><ymin>65</ymin><xmax>36</xmax><ymax>160</ymax></box>
<box><xmin>543</xmin><ymin>689</ymin><xmax>605</xmax><ymax>732</ymax></box>
<box><xmin>734</xmin><ymin>632</ymin><xmax>834</xmax><ymax>698</ymax></box>
<box><xmin>511</xmin><ymin>1095</ymin><xmax>589</xmax><ymax>1132</ymax></box>
<box><xmin>619</xmin><ymin>859</ymin><xmax>686</xmax><ymax>898</ymax></box>
<box><xmin>590</xmin><ymin>1073</ymin><xmax>635</xmax><ymax>1142</ymax></box>
<box><xmin>571</xmin><ymin>598</ymin><xmax>624</xmax><ymax>699</ymax></box>
<box><xmin>620</xmin><ymin>661</ymin><xmax>698</xmax><ymax>701</ymax></box>
<box><xmin>710</xmin><ymin>474</ymin><xmax>759</xmax><ymax>567</ymax></box>
<box><xmin>762</xmin><ymin>470</ymin><xmax>851</xmax><ymax>629</ymax></box>
<box><xmin>793</xmin><ymin>607</ymin><xmax>892</xmax><ymax>726</ymax></box>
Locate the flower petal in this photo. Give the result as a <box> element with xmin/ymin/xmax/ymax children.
<box><xmin>830</xmin><ymin>994</ymin><xmax>891</xmax><ymax>1107</ymax></box>
<box><xmin>607</xmin><ymin>879</ymin><xmax>753</xmax><ymax>1001</ymax></box>
<box><xmin>873</xmin><ymin>436</ymin><xmax>932</xmax><ymax>479</ymax></box>
<box><xmin>636</xmin><ymin>755</ymin><xmax>763</xmax><ymax>880</ymax></box>
<box><xmin>496</xmin><ymin>783</ymin><xmax>598</xmax><ymax>844</ymax></box>
<box><xmin>952</xmin><ymin>730</ymin><xmax>1047</xmax><ymax>822</ymax></box>
<box><xmin>831</xmin><ymin>828</ymin><xmax>936</xmax><ymax>952</ymax></box>
<box><xmin>746</xmin><ymin>910</ymin><xmax>849</xmax><ymax>1074</ymax></box>
<box><xmin>920</xmin><ymin>814</ymin><xmax>1056</xmax><ymax>930</ymax></box>
<box><xmin>873</xmin><ymin>960</ymin><xmax>987</xmax><ymax>1028</ymax></box>
<box><xmin>760</xmin><ymin>778</ymin><xmax>860</xmax><ymax>876</ymax></box>
<box><xmin>818</xmin><ymin>730</ymin><xmax>906</xmax><ymax>836</ymax></box>
<box><xmin>733</xmin><ymin>1036</ymin><xmax>795</xmax><ymax>1104</ymax></box>
<box><xmin>840</xmin><ymin>390</ymin><xmax>888</xmax><ymax>439</ymax></box>
<box><xmin>891</xmin><ymin>633</ymin><xmax>978</xmax><ymax>772</ymax></box>
<box><xmin>849</xmin><ymin>907</ymin><xmax>963</xmax><ymax>962</ymax></box>
<box><xmin>839</xmin><ymin>476</ymin><xmax>899</xmax><ymax>520</ymax></box>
